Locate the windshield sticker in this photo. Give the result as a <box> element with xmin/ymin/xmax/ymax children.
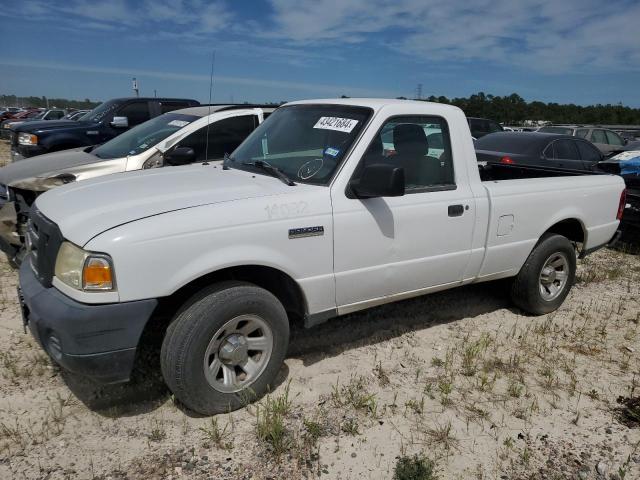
<box><xmin>313</xmin><ymin>117</ymin><xmax>358</xmax><ymax>133</ymax></box>
<box><xmin>168</xmin><ymin>120</ymin><xmax>190</xmax><ymax>127</ymax></box>
<box><xmin>298</xmin><ymin>158</ymin><xmax>324</xmax><ymax>180</ymax></box>
<box><xmin>324</xmin><ymin>147</ymin><xmax>340</xmax><ymax>157</ymax></box>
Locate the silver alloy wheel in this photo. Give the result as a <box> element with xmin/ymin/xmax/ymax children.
<box><xmin>203</xmin><ymin>314</ymin><xmax>274</xmax><ymax>393</ymax></box>
<box><xmin>538</xmin><ymin>252</ymin><xmax>569</xmax><ymax>301</ymax></box>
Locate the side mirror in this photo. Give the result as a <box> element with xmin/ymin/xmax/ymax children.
<box><xmin>350</xmin><ymin>163</ymin><xmax>405</xmax><ymax>199</ymax></box>
<box><xmin>110</xmin><ymin>116</ymin><xmax>129</xmax><ymax>128</ymax></box>
<box><xmin>164</xmin><ymin>146</ymin><xmax>196</xmax><ymax>166</ymax></box>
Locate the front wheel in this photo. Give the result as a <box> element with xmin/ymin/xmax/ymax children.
<box><xmin>160</xmin><ymin>281</ymin><xmax>289</xmax><ymax>415</ymax></box>
<box><xmin>510</xmin><ymin>233</ymin><xmax>576</xmax><ymax>315</ymax></box>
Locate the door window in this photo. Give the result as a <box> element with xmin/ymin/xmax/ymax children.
<box><xmin>605</xmin><ymin>130</ymin><xmax>624</xmax><ymax>146</ymax></box>
<box><xmin>118</xmin><ymin>102</ymin><xmax>151</xmax><ymax>127</ymax></box>
<box><xmin>590</xmin><ymin>129</ymin><xmax>607</xmax><ymax>144</ymax></box>
<box><xmin>576</xmin><ymin>129</ymin><xmax>590</xmax><ymax>138</ymax></box>
<box><xmin>488</xmin><ymin>121</ymin><xmax>503</xmax><ymax>133</ymax></box>
<box><xmin>177</xmin><ymin>115</ymin><xmax>258</xmax><ymax>161</ymax></box>
<box><xmin>359</xmin><ymin>116</ymin><xmax>454</xmax><ymax>191</ymax></box>
<box><xmin>552</xmin><ymin>140</ymin><xmax>580</xmax><ymax>160</ymax></box>
<box><xmin>575</xmin><ymin>141</ymin><xmax>601</xmax><ymax>163</ymax></box>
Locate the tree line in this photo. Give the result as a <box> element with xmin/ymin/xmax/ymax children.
<box><xmin>1</xmin><ymin>95</ymin><xmax>100</xmax><ymax>110</ymax></box>
<box><xmin>4</xmin><ymin>91</ymin><xmax>640</xmax><ymax>125</ymax></box>
<box><xmin>411</xmin><ymin>92</ymin><xmax>640</xmax><ymax>125</ymax></box>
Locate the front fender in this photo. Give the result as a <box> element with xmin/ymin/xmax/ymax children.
<box><xmin>82</xmin><ymin>193</ymin><xmax>336</xmax><ymax>314</ymax></box>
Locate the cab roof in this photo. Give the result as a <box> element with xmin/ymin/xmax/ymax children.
<box><xmin>172</xmin><ymin>105</ymin><xmax>277</xmax><ymax>117</ymax></box>
<box><xmin>284</xmin><ymin>98</ymin><xmax>463</xmax><ymax>115</ymax></box>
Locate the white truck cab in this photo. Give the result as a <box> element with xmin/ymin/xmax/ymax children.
<box><xmin>18</xmin><ymin>99</ymin><xmax>625</xmax><ymax>415</ymax></box>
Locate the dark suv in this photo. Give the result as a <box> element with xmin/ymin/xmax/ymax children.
<box><xmin>10</xmin><ymin>97</ymin><xmax>199</xmax><ymax>160</ymax></box>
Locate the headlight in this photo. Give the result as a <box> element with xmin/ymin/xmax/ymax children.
<box><xmin>11</xmin><ymin>173</ymin><xmax>76</xmax><ymax>192</ymax></box>
<box><xmin>54</xmin><ymin>242</ymin><xmax>115</xmax><ymax>291</ymax></box>
<box><xmin>18</xmin><ymin>133</ymin><xmax>38</xmax><ymax>145</ymax></box>
<box><xmin>142</xmin><ymin>153</ymin><xmax>163</xmax><ymax>169</ymax></box>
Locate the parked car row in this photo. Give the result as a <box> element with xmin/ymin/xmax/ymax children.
<box><xmin>536</xmin><ymin>125</ymin><xmax>627</xmax><ymax>156</ymax></box>
<box><xmin>6</xmin><ymin>98</ymin><xmax>626</xmax><ymax>417</ymax></box>
<box><xmin>0</xmin><ymin>107</ymin><xmax>43</xmax><ymax>123</ymax></box>
<box><xmin>7</xmin><ymin>97</ymin><xmax>201</xmax><ymax>159</ymax></box>
<box><xmin>1</xmin><ymin>109</ymin><xmax>68</xmax><ymax>140</ymax></box>
<box><xmin>0</xmin><ymin>103</ymin><xmax>274</xmax><ymax>264</ymax></box>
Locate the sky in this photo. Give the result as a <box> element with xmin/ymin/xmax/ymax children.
<box><xmin>1</xmin><ymin>0</ymin><xmax>639</xmax><ymax>106</ymax></box>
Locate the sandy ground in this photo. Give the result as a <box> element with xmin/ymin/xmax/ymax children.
<box><xmin>0</xmin><ymin>139</ymin><xmax>639</xmax><ymax>479</ymax></box>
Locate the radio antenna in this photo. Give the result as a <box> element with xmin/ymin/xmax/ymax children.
<box><xmin>204</xmin><ymin>50</ymin><xmax>216</xmax><ymax>162</ymax></box>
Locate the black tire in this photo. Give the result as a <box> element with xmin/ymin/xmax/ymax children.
<box><xmin>160</xmin><ymin>281</ymin><xmax>289</xmax><ymax>415</ymax></box>
<box><xmin>510</xmin><ymin>233</ymin><xmax>576</xmax><ymax>315</ymax></box>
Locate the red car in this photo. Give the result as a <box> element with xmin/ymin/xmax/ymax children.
<box><xmin>0</xmin><ymin>108</ymin><xmax>42</xmax><ymax>122</ymax></box>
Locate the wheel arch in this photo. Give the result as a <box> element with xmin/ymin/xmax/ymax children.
<box><xmin>540</xmin><ymin>217</ymin><xmax>586</xmax><ymax>248</ymax></box>
<box><xmin>133</xmin><ymin>264</ymin><xmax>308</xmax><ymax>373</ymax></box>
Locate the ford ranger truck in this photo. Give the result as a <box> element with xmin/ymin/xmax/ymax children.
<box><xmin>18</xmin><ymin>99</ymin><xmax>625</xmax><ymax>415</ymax></box>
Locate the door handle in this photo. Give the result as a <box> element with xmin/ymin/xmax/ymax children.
<box><xmin>448</xmin><ymin>204</ymin><xmax>464</xmax><ymax>217</ymax></box>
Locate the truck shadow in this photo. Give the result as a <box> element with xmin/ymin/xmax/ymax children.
<box><xmin>288</xmin><ymin>281</ymin><xmax>513</xmax><ymax>364</ymax></box>
<box><xmin>61</xmin><ymin>281</ymin><xmax>514</xmax><ymax>417</ymax></box>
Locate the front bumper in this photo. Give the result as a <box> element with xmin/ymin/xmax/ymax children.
<box><xmin>19</xmin><ymin>259</ymin><xmax>158</xmax><ymax>383</ymax></box>
<box><xmin>12</xmin><ymin>144</ymin><xmax>45</xmax><ymax>160</ymax></box>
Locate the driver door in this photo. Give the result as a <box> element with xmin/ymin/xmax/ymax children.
<box><xmin>331</xmin><ymin>115</ymin><xmax>475</xmax><ymax>309</ymax></box>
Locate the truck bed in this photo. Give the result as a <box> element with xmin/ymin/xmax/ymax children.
<box><xmin>479</xmin><ymin>161</ymin><xmax>638</xmax><ymax>234</ymax></box>
<box><xmin>474</xmin><ymin>168</ymin><xmax>623</xmax><ymax>282</ymax></box>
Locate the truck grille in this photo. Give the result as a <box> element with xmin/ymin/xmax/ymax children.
<box><xmin>26</xmin><ymin>207</ymin><xmax>64</xmax><ymax>287</ymax></box>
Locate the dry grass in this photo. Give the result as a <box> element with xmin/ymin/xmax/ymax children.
<box><xmin>0</xmin><ymin>244</ymin><xmax>638</xmax><ymax>479</ymax></box>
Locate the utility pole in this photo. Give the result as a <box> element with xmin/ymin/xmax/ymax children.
<box><xmin>154</xmin><ymin>89</ymin><xmax>157</xmax><ymax>98</ymax></box>
<box><xmin>132</xmin><ymin>77</ymin><xmax>139</xmax><ymax>97</ymax></box>
<box><xmin>416</xmin><ymin>83</ymin><xmax>423</xmax><ymax>100</ymax></box>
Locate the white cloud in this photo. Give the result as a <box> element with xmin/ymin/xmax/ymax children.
<box><xmin>264</xmin><ymin>0</ymin><xmax>640</xmax><ymax>73</ymax></box>
<box><xmin>5</xmin><ymin>0</ymin><xmax>639</xmax><ymax>75</ymax></box>
<box><xmin>4</xmin><ymin>0</ymin><xmax>233</xmax><ymax>34</ymax></box>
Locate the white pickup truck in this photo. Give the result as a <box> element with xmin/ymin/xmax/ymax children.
<box><xmin>18</xmin><ymin>99</ymin><xmax>625</xmax><ymax>415</ymax></box>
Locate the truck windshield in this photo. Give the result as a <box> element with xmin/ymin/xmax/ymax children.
<box><xmin>78</xmin><ymin>101</ymin><xmax>119</xmax><ymax>123</ymax></box>
<box><xmin>92</xmin><ymin>113</ymin><xmax>199</xmax><ymax>159</ymax></box>
<box><xmin>228</xmin><ymin>104</ymin><xmax>371</xmax><ymax>185</ymax></box>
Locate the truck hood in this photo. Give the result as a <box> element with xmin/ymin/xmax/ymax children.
<box><xmin>35</xmin><ymin>165</ymin><xmax>304</xmax><ymax>245</ymax></box>
<box><xmin>14</xmin><ymin>120</ymin><xmax>95</xmax><ymax>133</ymax></box>
<box><xmin>0</xmin><ymin>147</ymin><xmax>97</xmax><ymax>187</ymax></box>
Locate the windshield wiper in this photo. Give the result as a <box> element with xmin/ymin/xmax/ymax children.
<box><xmin>241</xmin><ymin>160</ymin><xmax>296</xmax><ymax>186</ymax></box>
<box><xmin>223</xmin><ymin>152</ymin><xmax>234</xmax><ymax>170</ymax></box>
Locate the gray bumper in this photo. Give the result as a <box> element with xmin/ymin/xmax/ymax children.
<box><xmin>19</xmin><ymin>259</ymin><xmax>159</xmax><ymax>383</ymax></box>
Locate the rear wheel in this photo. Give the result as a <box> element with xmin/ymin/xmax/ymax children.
<box><xmin>510</xmin><ymin>234</ymin><xmax>576</xmax><ymax>315</ymax></box>
<box><xmin>160</xmin><ymin>281</ymin><xmax>289</xmax><ymax>415</ymax></box>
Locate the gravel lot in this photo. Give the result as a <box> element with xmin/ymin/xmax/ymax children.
<box><xmin>0</xmin><ymin>139</ymin><xmax>638</xmax><ymax>479</ymax></box>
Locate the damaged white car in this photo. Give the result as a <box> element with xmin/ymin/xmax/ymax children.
<box><xmin>0</xmin><ymin>105</ymin><xmax>274</xmax><ymax>265</ymax></box>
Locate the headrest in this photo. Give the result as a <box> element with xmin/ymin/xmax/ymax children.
<box><xmin>393</xmin><ymin>124</ymin><xmax>429</xmax><ymax>156</ymax></box>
